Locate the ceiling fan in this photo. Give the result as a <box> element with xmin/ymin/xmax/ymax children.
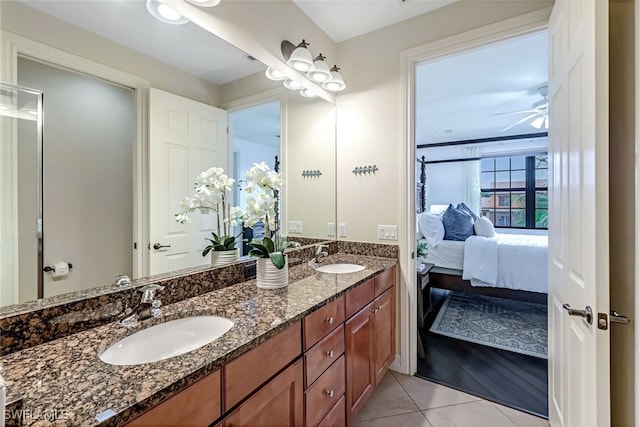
<box><xmin>494</xmin><ymin>86</ymin><xmax>549</xmax><ymax>132</ymax></box>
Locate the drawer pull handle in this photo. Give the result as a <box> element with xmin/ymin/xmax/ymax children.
<box><xmin>372</xmin><ymin>308</ymin><xmax>379</xmax><ymax>314</ymax></box>
<box><xmin>326</xmin><ymin>316</ymin><xmax>334</xmax><ymax>325</ymax></box>
<box><xmin>326</xmin><ymin>350</ymin><xmax>334</xmax><ymax>358</ymax></box>
<box><xmin>325</xmin><ymin>389</ymin><xmax>335</xmax><ymax>398</ymax></box>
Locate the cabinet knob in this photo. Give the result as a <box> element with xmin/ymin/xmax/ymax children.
<box><xmin>372</xmin><ymin>308</ymin><xmax>379</xmax><ymax>314</ymax></box>
<box><xmin>325</xmin><ymin>389</ymin><xmax>335</xmax><ymax>398</ymax></box>
<box><xmin>326</xmin><ymin>316</ymin><xmax>334</xmax><ymax>325</ymax></box>
<box><xmin>326</xmin><ymin>350</ymin><xmax>334</xmax><ymax>358</ymax></box>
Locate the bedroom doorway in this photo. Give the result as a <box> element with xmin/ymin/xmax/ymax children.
<box><xmin>413</xmin><ymin>30</ymin><xmax>549</xmax><ymax>418</ymax></box>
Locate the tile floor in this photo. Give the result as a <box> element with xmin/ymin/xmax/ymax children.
<box><xmin>353</xmin><ymin>371</ymin><xmax>550</xmax><ymax>427</ymax></box>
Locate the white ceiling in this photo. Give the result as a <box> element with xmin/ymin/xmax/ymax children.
<box><xmin>292</xmin><ymin>0</ymin><xmax>456</xmax><ymax>43</ymax></box>
<box><xmin>21</xmin><ymin>0</ymin><xmax>265</xmax><ymax>85</ymax></box>
<box><xmin>416</xmin><ymin>31</ymin><xmax>549</xmax><ymax>144</ymax></box>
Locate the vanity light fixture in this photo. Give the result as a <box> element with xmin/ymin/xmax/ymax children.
<box><xmin>185</xmin><ymin>0</ymin><xmax>221</xmax><ymax>6</ymax></box>
<box><xmin>146</xmin><ymin>0</ymin><xmax>189</xmax><ymax>25</ymax></box>
<box><xmin>307</xmin><ymin>54</ymin><xmax>331</xmax><ymax>83</ymax></box>
<box><xmin>299</xmin><ymin>87</ymin><xmax>317</xmax><ymax>98</ymax></box>
<box><xmin>283</xmin><ymin>79</ymin><xmax>303</xmax><ymax>90</ymax></box>
<box><xmin>285</xmin><ymin>40</ymin><xmax>314</xmax><ymax>72</ymax></box>
<box><xmin>322</xmin><ymin>65</ymin><xmax>346</xmax><ymax>92</ymax></box>
<box><xmin>265</xmin><ymin>67</ymin><xmax>287</xmax><ymax>81</ymax></box>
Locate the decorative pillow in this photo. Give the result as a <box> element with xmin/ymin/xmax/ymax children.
<box><xmin>474</xmin><ymin>216</ymin><xmax>496</xmax><ymax>238</ymax></box>
<box><xmin>416</xmin><ymin>214</ymin><xmax>424</xmax><ymax>240</ymax></box>
<box><xmin>442</xmin><ymin>204</ymin><xmax>475</xmax><ymax>241</ymax></box>
<box><xmin>418</xmin><ymin>213</ymin><xmax>445</xmax><ymax>248</ymax></box>
<box><xmin>457</xmin><ymin>202</ymin><xmax>479</xmax><ymax>221</ymax></box>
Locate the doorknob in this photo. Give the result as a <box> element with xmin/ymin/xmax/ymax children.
<box><xmin>596</xmin><ymin>310</ymin><xmax>631</xmax><ymax>330</ymax></box>
<box><xmin>562</xmin><ymin>303</ymin><xmax>593</xmax><ymax>324</ymax></box>
<box><xmin>152</xmin><ymin>243</ymin><xmax>171</xmax><ymax>250</ymax></box>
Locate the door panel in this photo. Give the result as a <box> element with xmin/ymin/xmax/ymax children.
<box><xmin>547</xmin><ymin>1</ymin><xmax>609</xmax><ymax>426</ymax></box>
<box><xmin>149</xmin><ymin>88</ymin><xmax>228</xmax><ymax>275</ymax></box>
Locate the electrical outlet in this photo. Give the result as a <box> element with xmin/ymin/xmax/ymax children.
<box><xmin>338</xmin><ymin>223</ymin><xmax>347</xmax><ymax>237</ymax></box>
<box><xmin>288</xmin><ymin>221</ymin><xmax>302</xmax><ymax>234</ymax></box>
<box><xmin>378</xmin><ymin>225</ymin><xmax>398</xmax><ymax>241</ymax></box>
<box><xmin>327</xmin><ymin>223</ymin><xmax>335</xmax><ymax>237</ymax></box>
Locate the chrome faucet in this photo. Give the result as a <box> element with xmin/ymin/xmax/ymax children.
<box><xmin>120</xmin><ymin>284</ymin><xmax>164</xmax><ymax>326</ymax></box>
<box><xmin>114</xmin><ymin>273</ymin><xmax>131</xmax><ymax>287</ymax></box>
<box><xmin>308</xmin><ymin>244</ymin><xmax>329</xmax><ymax>268</ymax></box>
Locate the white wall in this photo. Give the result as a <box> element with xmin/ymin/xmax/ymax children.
<box><xmin>424</xmin><ymin>162</ymin><xmax>467</xmax><ymax>210</ymax></box>
<box><xmin>18</xmin><ymin>58</ymin><xmax>135</xmax><ymax>297</ymax></box>
<box><xmin>335</xmin><ymin>0</ymin><xmax>553</xmax><ymax>243</ymax></box>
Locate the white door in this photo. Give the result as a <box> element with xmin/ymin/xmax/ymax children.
<box><xmin>547</xmin><ymin>1</ymin><xmax>610</xmax><ymax>426</ymax></box>
<box><xmin>149</xmin><ymin>88</ymin><xmax>228</xmax><ymax>275</ymax></box>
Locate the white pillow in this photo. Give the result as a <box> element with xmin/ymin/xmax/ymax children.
<box><xmin>474</xmin><ymin>216</ymin><xmax>496</xmax><ymax>238</ymax></box>
<box><xmin>416</xmin><ymin>214</ymin><xmax>424</xmax><ymax>240</ymax></box>
<box><xmin>418</xmin><ymin>213</ymin><xmax>445</xmax><ymax>247</ymax></box>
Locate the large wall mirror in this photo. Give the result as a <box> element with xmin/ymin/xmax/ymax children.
<box><xmin>0</xmin><ymin>1</ymin><xmax>336</xmax><ymax>309</ymax></box>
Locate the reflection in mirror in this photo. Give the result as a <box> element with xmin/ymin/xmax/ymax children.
<box><xmin>0</xmin><ymin>1</ymin><xmax>336</xmax><ymax>309</ymax></box>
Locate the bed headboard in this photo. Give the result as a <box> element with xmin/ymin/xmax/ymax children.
<box><xmin>417</xmin><ymin>155</ymin><xmax>427</xmax><ymax>213</ymax></box>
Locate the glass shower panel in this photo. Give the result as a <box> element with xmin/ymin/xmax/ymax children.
<box><xmin>0</xmin><ymin>82</ymin><xmax>43</xmax><ymax>307</ymax></box>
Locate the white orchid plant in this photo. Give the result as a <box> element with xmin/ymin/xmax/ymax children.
<box><xmin>175</xmin><ymin>167</ymin><xmax>244</xmax><ymax>256</ymax></box>
<box><xmin>241</xmin><ymin>161</ymin><xmax>293</xmax><ymax>269</ymax></box>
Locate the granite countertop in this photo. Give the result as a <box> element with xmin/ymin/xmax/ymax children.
<box><xmin>0</xmin><ymin>253</ymin><xmax>396</xmax><ymax>427</ymax></box>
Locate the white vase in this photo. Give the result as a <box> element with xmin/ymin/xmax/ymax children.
<box><xmin>210</xmin><ymin>248</ymin><xmax>239</xmax><ymax>267</ymax></box>
<box><xmin>256</xmin><ymin>256</ymin><xmax>288</xmax><ymax>289</ymax></box>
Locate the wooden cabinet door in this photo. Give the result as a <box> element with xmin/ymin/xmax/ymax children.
<box><xmin>345</xmin><ymin>302</ymin><xmax>374</xmax><ymax>425</ymax></box>
<box><xmin>222</xmin><ymin>360</ymin><xmax>303</xmax><ymax>427</ymax></box>
<box><xmin>373</xmin><ymin>287</ymin><xmax>394</xmax><ymax>386</ymax></box>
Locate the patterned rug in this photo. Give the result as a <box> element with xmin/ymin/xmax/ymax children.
<box><xmin>429</xmin><ymin>292</ymin><xmax>548</xmax><ymax>358</ymax></box>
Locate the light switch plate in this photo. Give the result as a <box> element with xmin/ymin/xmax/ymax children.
<box><xmin>338</xmin><ymin>223</ymin><xmax>347</xmax><ymax>237</ymax></box>
<box><xmin>327</xmin><ymin>223</ymin><xmax>335</xmax><ymax>237</ymax></box>
<box><xmin>288</xmin><ymin>221</ymin><xmax>302</xmax><ymax>234</ymax></box>
<box><xmin>378</xmin><ymin>225</ymin><xmax>398</xmax><ymax>240</ymax></box>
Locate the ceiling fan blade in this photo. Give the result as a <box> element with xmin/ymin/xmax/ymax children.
<box><xmin>499</xmin><ymin>113</ymin><xmax>540</xmax><ymax>133</ymax></box>
<box><xmin>491</xmin><ymin>109</ymin><xmax>539</xmax><ymax>116</ymax></box>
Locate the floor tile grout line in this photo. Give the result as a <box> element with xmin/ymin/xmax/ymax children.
<box><xmin>355</xmin><ymin>409</ymin><xmax>424</xmax><ymax>423</ymax></box>
<box><xmin>420</xmin><ymin>400</ymin><xmax>519</xmax><ymax>427</ymax></box>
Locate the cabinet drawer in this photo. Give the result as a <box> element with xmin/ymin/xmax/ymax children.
<box><xmin>224</xmin><ymin>321</ymin><xmax>302</xmax><ymax>410</ymax></box>
<box><xmin>345</xmin><ymin>278</ymin><xmax>375</xmax><ymax>319</ymax></box>
<box><xmin>126</xmin><ymin>370</ymin><xmax>221</xmax><ymax>427</ymax></box>
<box><xmin>305</xmin><ymin>356</ymin><xmax>345</xmax><ymax>427</ymax></box>
<box><xmin>305</xmin><ymin>324</ymin><xmax>345</xmax><ymax>387</ymax></box>
<box><xmin>374</xmin><ymin>266</ymin><xmax>395</xmax><ymax>296</ymax></box>
<box><xmin>304</xmin><ymin>295</ymin><xmax>345</xmax><ymax>349</ymax></box>
<box><xmin>317</xmin><ymin>395</ymin><xmax>346</xmax><ymax>427</ymax></box>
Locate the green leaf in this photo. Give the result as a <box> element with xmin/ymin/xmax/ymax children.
<box><xmin>270</xmin><ymin>252</ymin><xmax>286</xmax><ymax>269</ymax></box>
<box><xmin>248</xmin><ymin>248</ymin><xmax>267</xmax><ymax>259</ymax></box>
<box><xmin>263</xmin><ymin>237</ymin><xmax>275</xmax><ymax>253</ymax></box>
<box><xmin>222</xmin><ymin>236</ymin><xmax>236</xmax><ymax>249</ymax></box>
<box><xmin>202</xmin><ymin>246</ymin><xmax>212</xmax><ymax>257</ymax></box>
<box><xmin>211</xmin><ymin>232</ymin><xmax>220</xmax><ymax>242</ymax></box>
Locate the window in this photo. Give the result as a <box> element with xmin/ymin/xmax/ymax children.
<box><xmin>480</xmin><ymin>154</ymin><xmax>548</xmax><ymax>229</ymax></box>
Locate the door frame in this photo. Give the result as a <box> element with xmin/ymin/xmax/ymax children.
<box><xmin>1</xmin><ymin>31</ymin><xmax>150</xmax><ymax>279</ymax></box>
<box><xmin>398</xmin><ymin>9</ymin><xmax>552</xmax><ymax>375</ymax></box>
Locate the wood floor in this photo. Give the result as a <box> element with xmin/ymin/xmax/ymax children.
<box><xmin>416</xmin><ymin>290</ymin><xmax>548</xmax><ymax>418</ymax></box>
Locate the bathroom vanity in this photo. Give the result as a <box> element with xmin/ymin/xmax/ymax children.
<box><xmin>1</xmin><ymin>253</ymin><xmax>396</xmax><ymax>426</ymax></box>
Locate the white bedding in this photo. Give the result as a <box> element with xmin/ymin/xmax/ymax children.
<box><xmin>424</xmin><ymin>233</ymin><xmax>548</xmax><ymax>294</ymax></box>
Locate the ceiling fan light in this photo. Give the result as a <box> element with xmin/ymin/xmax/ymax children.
<box><xmin>530</xmin><ymin>116</ymin><xmax>545</xmax><ymax>129</ymax></box>
<box><xmin>306</xmin><ymin>55</ymin><xmax>331</xmax><ymax>83</ymax></box>
<box><xmin>287</xmin><ymin>40</ymin><xmax>314</xmax><ymax>72</ymax></box>
<box><xmin>147</xmin><ymin>0</ymin><xmax>189</xmax><ymax>25</ymax></box>
<box><xmin>265</xmin><ymin>67</ymin><xmax>286</xmax><ymax>81</ymax></box>
<box><xmin>283</xmin><ymin>79</ymin><xmax>302</xmax><ymax>90</ymax></box>
<box><xmin>322</xmin><ymin>66</ymin><xmax>346</xmax><ymax>92</ymax></box>
<box><xmin>185</xmin><ymin>0</ymin><xmax>221</xmax><ymax>6</ymax></box>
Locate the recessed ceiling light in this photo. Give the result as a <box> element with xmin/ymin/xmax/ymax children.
<box><xmin>185</xmin><ymin>0</ymin><xmax>221</xmax><ymax>6</ymax></box>
<box><xmin>146</xmin><ymin>0</ymin><xmax>189</xmax><ymax>25</ymax></box>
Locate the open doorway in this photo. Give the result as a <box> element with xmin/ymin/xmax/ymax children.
<box><xmin>229</xmin><ymin>100</ymin><xmax>281</xmax><ymax>255</ymax></box>
<box><xmin>413</xmin><ymin>31</ymin><xmax>549</xmax><ymax>418</ymax></box>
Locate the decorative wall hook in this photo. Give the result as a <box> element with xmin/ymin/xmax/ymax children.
<box><xmin>302</xmin><ymin>170</ymin><xmax>322</xmax><ymax>178</ymax></box>
<box><xmin>352</xmin><ymin>165</ymin><xmax>379</xmax><ymax>175</ymax></box>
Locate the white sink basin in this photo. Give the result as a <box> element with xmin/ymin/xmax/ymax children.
<box><xmin>99</xmin><ymin>315</ymin><xmax>233</xmax><ymax>366</ymax></box>
<box><xmin>315</xmin><ymin>263</ymin><xmax>365</xmax><ymax>274</ymax></box>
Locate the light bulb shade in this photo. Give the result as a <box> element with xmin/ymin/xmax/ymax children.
<box><xmin>185</xmin><ymin>0</ymin><xmax>221</xmax><ymax>6</ymax></box>
<box><xmin>307</xmin><ymin>56</ymin><xmax>331</xmax><ymax>83</ymax></box>
<box><xmin>265</xmin><ymin>67</ymin><xmax>287</xmax><ymax>81</ymax></box>
<box><xmin>322</xmin><ymin>67</ymin><xmax>346</xmax><ymax>92</ymax></box>
<box><xmin>300</xmin><ymin>88</ymin><xmax>317</xmax><ymax>98</ymax></box>
<box><xmin>147</xmin><ymin>0</ymin><xmax>189</xmax><ymax>24</ymax></box>
<box><xmin>287</xmin><ymin>44</ymin><xmax>314</xmax><ymax>72</ymax></box>
<box><xmin>283</xmin><ymin>79</ymin><xmax>303</xmax><ymax>90</ymax></box>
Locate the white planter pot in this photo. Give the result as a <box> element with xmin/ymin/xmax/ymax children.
<box><xmin>210</xmin><ymin>248</ymin><xmax>239</xmax><ymax>267</ymax></box>
<box><xmin>256</xmin><ymin>256</ymin><xmax>288</xmax><ymax>289</ymax></box>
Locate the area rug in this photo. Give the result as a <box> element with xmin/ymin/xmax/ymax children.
<box><xmin>429</xmin><ymin>292</ymin><xmax>547</xmax><ymax>358</ymax></box>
